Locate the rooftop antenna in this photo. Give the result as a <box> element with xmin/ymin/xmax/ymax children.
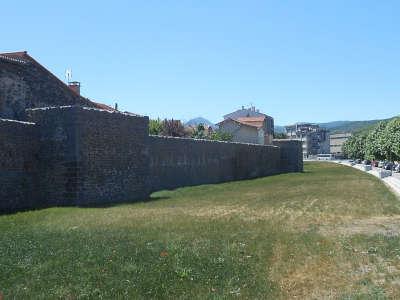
<box><xmin>65</xmin><ymin>68</ymin><xmax>72</xmax><ymax>83</ymax></box>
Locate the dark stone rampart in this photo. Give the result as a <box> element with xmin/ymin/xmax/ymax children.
<box><xmin>0</xmin><ymin>106</ymin><xmax>303</xmax><ymax>213</ymax></box>
<box><xmin>0</xmin><ymin>119</ymin><xmax>40</xmax><ymax>212</ymax></box>
<box><xmin>273</xmin><ymin>139</ymin><xmax>303</xmax><ymax>172</ymax></box>
<box><xmin>149</xmin><ymin>135</ymin><xmax>281</xmax><ymax>192</ymax></box>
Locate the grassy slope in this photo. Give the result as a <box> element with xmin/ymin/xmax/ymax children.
<box><xmin>1</xmin><ymin>162</ymin><xmax>400</xmax><ymax>299</ymax></box>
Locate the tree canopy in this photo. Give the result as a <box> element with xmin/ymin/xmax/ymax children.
<box><xmin>343</xmin><ymin>117</ymin><xmax>400</xmax><ymax>161</ymax></box>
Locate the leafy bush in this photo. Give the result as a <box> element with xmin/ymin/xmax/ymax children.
<box><xmin>209</xmin><ymin>131</ymin><xmax>233</xmax><ymax>142</ymax></box>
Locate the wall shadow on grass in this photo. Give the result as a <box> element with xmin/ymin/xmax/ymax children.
<box><xmin>0</xmin><ymin>195</ymin><xmax>172</xmax><ymax>215</ymax></box>
<box><xmin>77</xmin><ymin>195</ymin><xmax>172</xmax><ymax>208</ymax></box>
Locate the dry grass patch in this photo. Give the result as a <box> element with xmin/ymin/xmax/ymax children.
<box><xmin>319</xmin><ymin>216</ymin><xmax>400</xmax><ymax>237</ymax></box>
<box><xmin>1</xmin><ymin>162</ymin><xmax>400</xmax><ymax>299</ymax></box>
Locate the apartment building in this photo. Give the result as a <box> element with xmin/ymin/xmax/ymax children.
<box><xmin>285</xmin><ymin>123</ymin><xmax>330</xmax><ymax>157</ymax></box>
<box><xmin>330</xmin><ymin>132</ymin><xmax>352</xmax><ymax>158</ymax></box>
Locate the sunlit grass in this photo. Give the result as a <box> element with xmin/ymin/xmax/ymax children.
<box><xmin>1</xmin><ymin>162</ymin><xmax>399</xmax><ymax>299</ymax></box>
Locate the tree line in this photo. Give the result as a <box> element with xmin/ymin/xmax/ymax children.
<box><xmin>149</xmin><ymin>119</ymin><xmax>233</xmax><ymax>142</ymax></box>
<box><xmin>343</xmin><ymin>117</ymin><xmax>400</xmax><ymax>161</ymax></box>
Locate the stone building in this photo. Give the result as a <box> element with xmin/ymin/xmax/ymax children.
<box><xmin>330</xmin><ymin>132</ymin><xmax>352</xmax><ymax>158</ymax></box>
<box><xmin>285</xmin><ymin>123</ymin><xmax>330</xmax><ymax>157</ymax></box>
<box><xmin>218</xmin><ymin>106</ymin><xmax>274</xmax><ymax>145</ymax></box>
<box><xmin>0</xmin><ymin>51</ymin><xmax>112</xmax><ymax>119</ymax></box>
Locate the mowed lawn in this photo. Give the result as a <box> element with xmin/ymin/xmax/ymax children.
<box><xmin>1</xmin><ymin>162</ymin><xmax>400</xmax><ymax>299</ymax></box>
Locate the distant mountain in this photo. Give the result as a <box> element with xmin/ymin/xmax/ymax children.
<box><xmin>186</xmin><ymin>117</ymin><xmax>215</xmax><ymax>127</ymax></box>
<box><xmin>275</xmin><ymin>116</ymin><xmax>398</xmax><ymax>135</ymax></box>
<box><xmin>318</xmin><ymin>117</ymin><xmax>397</xmax><ymax>133</ymax></box>
<box><xmin>188</xmin><ymin>116</ymin><xmax>398</xmax><ymax>134</ymax></box>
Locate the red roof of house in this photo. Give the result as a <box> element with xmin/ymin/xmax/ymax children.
<box><xmin>0</xmin><ymin>51</ymin><xmax>29</xmax><ymax>58</ymax></box>
<box><xmin>217</xmin><ymin>117</ymin><xmax>261</xmax><ymax>130</ymax></box>
<box><xmin>0</xmin><ymin>51</ymin><xmax>31</xmax><ymax>64</ymax></box>
<box><xmin>237</xmin><ymin>116</ymin><xmax>266</xmax><ymax>129</ymax></box>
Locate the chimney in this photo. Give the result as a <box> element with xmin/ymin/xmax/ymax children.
<box><xmin>68</xmin><ymin>81</ymin><xmax>81</xmax><ymax>95</ymax></box>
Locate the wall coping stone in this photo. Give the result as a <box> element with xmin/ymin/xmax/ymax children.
<box><xmin>26</xmin><ymin>105</ymin><xmax>145</xmax><ymax>118</ymax></box>
<box><xmin>0</xmin><ymin>118</ymin><xmax>36</xmax><ymax>125</ymax></box>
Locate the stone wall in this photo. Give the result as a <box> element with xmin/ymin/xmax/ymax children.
<box><xmin>27</xmin><ymin>106</ymin><xmax>150</xmax><ymax>207</ymax></box>
<box><xmin>273</xmin><ymin>139</ymin><xmax>303</xmax><ymax>172</ymax></box>
<box><xmin>0</xmin><ymin>119</ymin><xmax>39</xmax><ymax>212</ymax></box>
<box><xmin>0</xmin><ymin>106</ymin><xmax>303</xmax><ymax>213</ymax></box>
<box><xmin>74</xmin><ymin>108</ymin><xmax>149</xmax><ymax>205</ymax></box>
<box><xmin>149</xmin><ymin>135</ymin><xmax>281</xmax><ymax>192</ymax></box>
<box><xmin>27</xmin><ymin>107</ymin><xmax>82</xmax><ymax>207</ymax></box>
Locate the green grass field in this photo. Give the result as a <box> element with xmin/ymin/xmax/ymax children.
<box><xmin>1</xmin><ymin>162</ymin><xmax>400</xmax><ymax>299</ymax></box>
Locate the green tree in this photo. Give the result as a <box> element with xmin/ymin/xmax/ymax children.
<box><xmin>343</xmin><ymin>116</ymin><xmax>400</xmax><ymax>161</ymax></box>
<box><xmin>191</xmin><ymin>124</ymin><xmax>207</xmax><ymax>139</ymax></box>
<box><xmin>149</xmin><ymin>118</ymin><xmax>163</xmax><ymax>135</ymax></box>
<box><xmin>365</xmin><ymin>121</ymin><xmax>387</xmax><ymax>160</ymax></box>
<box><xmin>382</xmin><ymin>118</ymin><xmax>400</xmax><ymax>161</ymax></box>
<box><xmin>343</xmin><ymin>132</ymin><xmax>367</xmax><ymax>159</ymax></box>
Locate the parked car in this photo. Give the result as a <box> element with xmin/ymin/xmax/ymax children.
<box><xmin>395</xmin><ymin>164</ymin><xmax>400</xmax><ymax>173</ymax></box>
<box><xmin>355</xmin><ymin>159</ymin><xmax>362</xmax><ymax>164</ymax></box>
<box><xmin>384</xmin><ymin>162</ymin><xmax>393</xmax><ymax>170</ymax></box>
<box><xmin>372</xmin><ymin>161</ymin><xmax>379</xmax><ymax>167</ymax></box>
<box><xmin>378</xmin><ymin>161</ymin><xmax>386</xmax><ymax>168</ymax></box>
<box><xmin>363</xmin><ymin>160</ymin><xmax>371</xmax><ymax>165</ymax></box>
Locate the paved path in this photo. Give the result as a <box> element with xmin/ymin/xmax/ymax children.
<box><xmin>332</xmin><ymin>160</ymin><xmax>400</xmax><ymax>198</ymax></box>
<box><xmin>383</xmin><ymin>176</ymin><xmax>400</xmax><ymax>196</ymax></box>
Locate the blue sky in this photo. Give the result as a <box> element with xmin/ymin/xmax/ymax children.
<box><xmin>2</xmin><ymin>0</ymin><xmax>399</xmax><ymax>125</ymax></box>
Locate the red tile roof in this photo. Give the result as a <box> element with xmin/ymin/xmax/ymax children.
<box><xmin>0</xmin><ymin>51</ymin><xmax>31</xmax><ymax>64</ymax></box>
<box><xmin>0</xmin><ymin>51</ymin><xmax>29</xmax><ymax>58</ymax></box>
<box><xmin>217</xmin><ymin>118</ymin><xmax>261</xmax><ymax>130</ymax></box>
<box><xmin>237</xmin><ymin>116</ymin><xmax>265</xmax><ymax>129</ymax></box>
